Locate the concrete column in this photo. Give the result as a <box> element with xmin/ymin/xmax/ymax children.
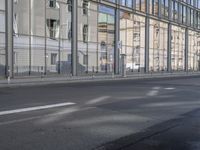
<box><xmin>167</xmin><ymin>23</ymin><xmax>172</xmax><ymax>72</ymax></box>
<box><xmin>114</xmin><ymin>6</ymin><xmax>120</xmax><ymax>75</ymax></box>
<box><xmin>5</xmin><ymin>0</ymin><xmax>14</xmax><ymax>78</ymax></box>
<box><xmin>185</xmin><ymin>28</ymin><xmax>189</xmax><ymax>72</ymax></box>
<box><xmin>145</xmin><ymin>17</ymin><xmax>149</xmax><ymax>73</ymax></box>
<box><xmin>72</xmin><ymin>0</ymin><xmax>78</xmax><ymax>76</ymax></box>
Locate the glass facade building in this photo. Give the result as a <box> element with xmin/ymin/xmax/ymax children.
<box><xmin>1</xmin><ymin>0</ymin><xmax>200</xmax><ymax>78</ymax></box>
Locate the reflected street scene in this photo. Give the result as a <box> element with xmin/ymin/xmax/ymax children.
<box><xmin>1</xmin><ymin>0</ymin><xmax>200</xmax><ymax>150</ymax></box>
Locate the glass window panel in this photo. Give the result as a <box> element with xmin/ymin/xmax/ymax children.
<box><xmin>60</xmin><ymin>2</ymin><xmax>72</xmax><ymax>75</ymax></box>
<box><xmin>46</xmin><ymin>0</ymin><xmax>59</xmax><ymax>75</ymax></box>
<box><xmin>0</xmin><ymin>0</ymin><xmax>5</xmax><ymax>10</ymax></box>
<box><xmin>149</xmin><ymin>0</ymin><xmax>153</xmax><ymax>14</ymax></box>
<box><xmin>99</xmin><ymin>5</ymin><xmax>115</xmax><ymax>16</ymax></box>
<box><xmin>78</xmin><ymin>3</ymin><xmax>115</xmax><ymax>75</ymax></box>
<box><xmin>171</xmin><ymin>25</ymin><xmax>185</xmax><ymax>71</ymax></box>
<box><xmin>88</xmin><ymin>43</ymin><xmax>98</xmax><ymax>73</ymax></box>
<box><xmin>149</xmin><ymin>19</ymin><xmax>168</xmax><ymax>72</ymax></box>
<box><xmin>120</xmin><ymin>12</ymin><xmax>145</xmax><ymax>74</ymax></box>
<box><xmin>141</xmin><ymin>0</ymin><xmax>146</xmax><ymax>12</ymax></box>
<box><xmin>98</xmin><ymin>5</ymin><xmax>115</xmax><ymax>73</ymax></box>
<box><xmin>13</xmin><ymin>0</ymin><xmax>30</xmax><ymax>76</ymax></box>
<box><xmin>126</xmin><ymin>0</ymin><xmax>132</xmax><ymax>8</ymax></box>
<box><xmin>120</xmin><ymin>0</ymin><xmax>126</xmax><ymax>6</ymax></box>
<box><xmin>154</xmin><ymin>0</ymin><xmax>159</xmax><ymax>16</ymax></box>
<box><xmin>183</xmin><ymin>5</ymin><xmax>186</xmax><ymax>24</ymax></box>
<box><xmin>107</xmin><ymin>0</ymin><xmax>116</xmax><ymax>3</ymax></box>
<box><xmin>60</xmin><ymin>38</ymin><xmax>71</xmax><ymax>74</ymax></box>
<box><xmin>0</xmin><ymin>33</ymin><xmax>5</xmax><ymax>76</ymax></box>
<box><xmin>13</xmin><ymin>0</ymin><xmax>29</xmax><ymax>35</ymax></box>
<box><xmin>136</xmin><ymin>0</ymin><xmax>140</xmax><ymax>11</ymax></box>
<box><xmin>31</xmin><ymin>0</ymin><xmax>45</xmax><ymax>36</ymax></box>
<box><xmin>14</xmin><ymin>35</ymin><xmax>30</xmax><ymax>76</ymax></box>
<box><xmin>0</xmin><ymin>12</ymin><xmax>5</xmax><ymax>32</ymax></box>
<box><xmin>188</xmin><ymin>31</ymin><xmax>200</xmax><ymax>71</ymax></box>
<box><xmin>46</xmin><ymin>39</ymin><xmax>59</xmax><ymax>74</ymax></box>
<box><xmin>31</xmin><ymin>36</ymin><xmax>45</xmax><ymax>75</ymax></box>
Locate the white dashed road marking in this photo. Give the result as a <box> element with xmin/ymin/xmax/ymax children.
<box><xmin>86</xmin><ymin>96</ymin><xmax>110</xmax><ymax>105</ymax></box>
<box><xmin>147</xmin><ymin>90</ymin><xmax>159</xmax><ymax>96</ymax></box>
<box><xmin>164</xmin><ymin>87</ymin><xmax>176</xmax><ymax>90</ymax></box>
<box><xmin>0</xmin><ymin>102</ymin><xmax>76</xmax><ymax>116</ymax></box>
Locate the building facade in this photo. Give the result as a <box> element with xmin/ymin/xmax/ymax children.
<box><xmin>0</xmin><ymin>0</ymin><xmax>200</xmax><ymax>78</ymax></box>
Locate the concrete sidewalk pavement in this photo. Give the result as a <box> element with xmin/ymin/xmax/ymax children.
<box><xmin>0</xmin><ymin>72</ymin><xmax>200</xmax><ymax>88</ymax></box>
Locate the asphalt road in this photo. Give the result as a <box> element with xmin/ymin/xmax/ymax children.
<box><xmin>1</xmin><ymin>76</ymin><xmax>200</xmax><ymax>150</ymax></box>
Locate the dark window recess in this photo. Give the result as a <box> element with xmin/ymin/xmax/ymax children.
<box><xmin>47</xmin><ymin>19</ymin><xmax>59</xmax><ymax>39</ymax></box>
<box><xmin>83</xmin><ymin>0</ymin><xmax>89</xmax><ymax>15</ymax></box>
<box><xmin>68</xmin><ymin>23</ymin><xmax>72</xmax><ymax>40</ymax></box>
<box><xmin>83</xmin><ymin>24</ymin><xmax>88</xmax><ymax>43</ymax></box>
<box><xmin>67</xmin><ymin>0</ymin><xmax>72</xmax><ymax>12</ymax></box>
<box><xmin>51</xmin><ymin>53</ymin><xmax>57</xmax><ymax>65</ymax></box>
<box><xmin>49</xmin><ymin>0</ymin><xmax>56</xmax><ymax>8</ymax></box>
<box><xmin>83</xmin><ymin>54</ymin><xmax>88</xmax><ymax>65</ymax></box>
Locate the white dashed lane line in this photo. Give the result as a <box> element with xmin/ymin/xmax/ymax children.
<box><xmin>0</xmin><ymin>102</ymin><xmax>76</xmax><ymax>116</ymax></box>
<box><xmin>164</xmin><ymin>87</ymin><xmax>176</xmax><ymax>90</ymax></box>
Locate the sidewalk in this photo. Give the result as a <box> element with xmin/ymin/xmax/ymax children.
<box><xmin>0</xmin><ymin>72</ymin><xmax>200</xmax><ymax>88</ymax></box>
